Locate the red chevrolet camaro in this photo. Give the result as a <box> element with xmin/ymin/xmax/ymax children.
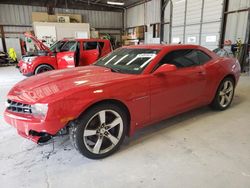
<box><xmin>4</xmin><ymin>44</ymin><xmax>240</xmax><ymax>159</ymax></box>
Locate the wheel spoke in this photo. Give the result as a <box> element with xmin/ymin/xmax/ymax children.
<box><xmin>84</xmin><ymin>129</ymin><xmax>97</xmax><ymax>137</ymax></box>
<box><xmin>220</xmin><ymin>96</ymin><xmax>225</xmax><ymax>106</ymax></box>
<box><xmin>225</xmin><ymin>86</ymin><xmax>233</xmax><ymax>93</ymax></box>
<box><xmin>98</xmin><ymin>111</ymin><xmax>106</xmax><ymax>125</ymax></box>
<box><xmin>107</xmin><ymin>117</ymin><xmax>122</xmax><ymax>130</ymax></box>
<box><xmin>223</xmin><ymin>81</ymin><xmax>229</xmax><ymax>91</ymax></box>
<box><xmin>93</xmin><ymin>136</ymin><xmax>104</xmax><ymax>154</ymax></box>
<box><xmin>219</xmin><ymin>91</ymin><xmax>224</xmax><ymax>96</ymax></box>
<box><xmin>106</xmin><ymin>132</ymin><xmax>119</xmax><ymax>145</ymax></box>
<box><xmin>225</xmin><ymin>95</ymin><xmax>230</xmax><ymax>103</ymax></box>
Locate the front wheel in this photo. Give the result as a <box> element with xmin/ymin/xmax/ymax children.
<box><xmin>210</xmin><ymin>77</ymin><xmax>235</xmax><ymax>110</ymax></box>
<box><xmin>70</xmin><ymin>103</ymin><xmax>127</xmax><ymax>159</ymax></box>
<box><xmin>34</xmin><ymin>64</ymin><xmax>53</xmax><ymax>75</ymax></box>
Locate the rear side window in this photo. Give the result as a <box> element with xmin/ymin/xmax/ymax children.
<box><xmin>197</xmin><ymin>50</ymin><xmax>211</xmax><ymax>64</ymax></box>
<box><xmin>158</xmin><ymin>49</ymin><xmax>211</xmax><ymax>68</ymax></box>
<box><xmin>84</xmin><ymin>42</ymin><xmax>98</xmax><ymax>50</ymax></box>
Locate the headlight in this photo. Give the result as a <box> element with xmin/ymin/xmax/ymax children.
<box><xmin>31</xmin><ymin>103</ymin><xmax>48</xmax><ymax>118</ymax></box>
<box><xmin>23</xmin><ymin>56</ymin><xmax>37</xmax><ymax>64</ymax></box>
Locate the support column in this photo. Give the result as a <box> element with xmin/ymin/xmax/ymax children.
<box><xmin>0</xmin><ymin>25</ymin><xmax>7</xmax><ymax>53</ymax></box>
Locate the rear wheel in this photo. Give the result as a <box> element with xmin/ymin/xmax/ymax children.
<box><xmin>34</xmin><ymin>64</ymin><xmax>53</xmax><ymax>75</ymax></box>
<box><xmin>70</xmin><ymin>103</ymin><xmax>127</xmax><ymax>159</ymax></box>
<box><xmin>210</xmin><ymin>77</ymin><xmax>235</xmax><ymax>110</ymax></box>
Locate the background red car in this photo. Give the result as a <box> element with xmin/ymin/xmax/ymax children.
<box><xmin>5</xmin><ymin>44</ymin><xmax>240</xmax><ymax>159</ymax></box>
<box><xmin>18</xmin><ymin>33</ymin><xmax>112</xmax><ymax>76</ymax></box>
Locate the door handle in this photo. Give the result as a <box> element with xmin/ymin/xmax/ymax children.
<box><xmin>198</xmin><ymin>71</ymin><xmax>205</xmax><ymax>75</ymax></box>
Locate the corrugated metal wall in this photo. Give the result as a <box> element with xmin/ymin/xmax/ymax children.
<box><xmin>225</xmin><ymin>0</ymin><xmax>250</xmax><ymax>42</ymax></box>
<box><xmin>0</xmin><ymin>4</ymin><xmax>123</xmax><ymax>38</ymax></box>
<box><xmin>126</xmin><ymin>0</ymin><xmax>162</xmax><ymax>44</ymax></box>
<box><xmin>126</xmin><ymin>0</ymin><xmax>161</xmax><ymax>27</ymax></box>
<box><xmin>126</xmin><ymin>0</ymin><xmax>226</xmax><ymax>49</ymax></box>
<box><xmin>172</xmin><ymin>0</ymin><xmax>223</xmax><ymax>50</ymax></box>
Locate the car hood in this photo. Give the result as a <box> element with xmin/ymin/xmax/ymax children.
<box><xmin>25</xmin><ymin>32</ymin><xmax>51</xmax><ymax>52</ymax></box>
<box><xmin>8</xmin><ymin>66</ymin><xmax>134</xmax><ymax>103</ymax></box>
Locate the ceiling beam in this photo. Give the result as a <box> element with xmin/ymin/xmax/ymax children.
<box><xmin>0</xmin><ymin>0</ymin><xmax>124</xmax><ymax>12</ymax></box>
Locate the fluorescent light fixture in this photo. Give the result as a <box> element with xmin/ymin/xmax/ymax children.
<box><xmin>107</xmin><ymin>1</ymin><xmax>124</xmax><ymax>5</ymax></box>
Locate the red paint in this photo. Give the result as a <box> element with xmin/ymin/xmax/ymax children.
<box><xmin>18</xmin><ymin>33</ymin><xmax>112</xmax><ymax>76</ymax></box>
<box><xmin>5</xmin><ymin>45</ymin><xmax>241</xmax><ymax>142</ymax></box>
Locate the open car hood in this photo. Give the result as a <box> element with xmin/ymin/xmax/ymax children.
<box><xmin>24</xmin><ymin>32</ymin><xmax>51</xmax><ymax>52</ymax></box>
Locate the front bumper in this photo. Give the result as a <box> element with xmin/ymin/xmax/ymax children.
<box><xmin>18</xmin><ymin>60</ymin><xmax>34</xmax><ymax>76</ymax></box>
<box><xmin>4</xmin><ymin>110</ymin><xmax>65</xmax><ymax>143</ymax></box>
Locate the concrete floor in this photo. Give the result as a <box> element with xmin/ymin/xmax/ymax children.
<box><xmin>0</xmin><ymin>66</ymin><xmax>250</xmax><ymax>188</ymax></box>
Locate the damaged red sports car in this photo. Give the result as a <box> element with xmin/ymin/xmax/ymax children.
<box><xmin>4</xmin><ymin>44</ymin><xmax>240</xmax><ymax>159</ymax></box>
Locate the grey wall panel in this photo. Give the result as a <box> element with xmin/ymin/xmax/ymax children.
<box><xmin>186</xmin><ymin>0</ymin><xmax>202</xmax><ymax>25</ymax></box>
<box><xmin>164</xmin><ymin>3</ymin><xmax>171</xmax><ymax>23</ymax></box>
<box><xmin>5</xmin><ymin>38</ymin><xmax>22</xmax><ymax>59</ymax></box>
<box><xmin>185</xmin><ymin>24</ymin><xmax>200</xmax><ymax>44</ymax></box>
<box><xmin>228</xmin><ymin>0</ymin><xmax>250</xmax><ymax>11</ymax></box>
<box><xmin>0</xmin><ymin>4</ymin><xmax>122</xmax><ymax>29</ymax></box>
<box><xmin>203</xmin><ymin>0</ymin><xmax>223</xmax><ymax>22</ymax></box>
<box><xmin>126</xmin><ymin>4</ymin><xmax>145</xmax><ymax>27</ymax></box>
<box><xmin>172</xmin><ymin>0</ymin><xmax>186</xmax><ymax>26</ymax></box>
<box><xmin>172</xmin><ymin>26</ymin><xmax>184</xmax><ymax>43</ymax></box>
<box><xmin>201</xmin><ymin>22</ymin><xmax>221</xmax><ymax>50</ymax></box>
<box><xmin>172</xmin><ymin>0</ymin><xmax>223</xmax><ymax>49</ymax></box>
<box><xmin>145</xmin><ymin>0</ymin><xmax>160</xmax><ymax>24</ymax></box>
<box><xmin>126</xmin><ymin>0</ymin><xmax>161</xmax><ymax>27</ymax></box>
<box><xmin>225</xmin><ymin>11</ymin><xmax>248</xmax><ymax>42</ymax></box>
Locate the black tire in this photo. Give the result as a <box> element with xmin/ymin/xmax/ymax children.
<box><xmin>210</xmin><ymin>77</ymin><xmax>235</xmax><ymax>111</ymax></box>
<box><xmin>69</xmin><ymin>103</ymin><xmax>128</xmax><ymax>159</ymax></box>
<box><xmin>34</xmin><ymin>64</ymin><xmax>53</xmax><ymax>75</ymax></box>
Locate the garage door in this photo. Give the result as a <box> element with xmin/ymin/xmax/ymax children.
<box><xmin>171</xmin><ymin>0</ymin><xmax>223</xmax><ymax>50</ymax></box>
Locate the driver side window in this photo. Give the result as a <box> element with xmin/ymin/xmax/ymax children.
<box><xmin>83</xmin><ymin>42</ymin><xmax>98</xmax><ymax>50</ymax></box>
<box><xmin>156</xmin><ymin>49</ymin><xmax>211</xmax><ymax>70</ymax></box>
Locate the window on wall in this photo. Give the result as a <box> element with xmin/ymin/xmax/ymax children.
<box><xmin>152</xmin><ymin>23</ymin><xmax>160</xmax><ymax>38</ymax></box>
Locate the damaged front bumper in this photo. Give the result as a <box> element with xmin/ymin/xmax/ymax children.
<box><xmin>4</xmin><ymin>110</ymin><xmax>64</xmax><ymax>143</ymax></box>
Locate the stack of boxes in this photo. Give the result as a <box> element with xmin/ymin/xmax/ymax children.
<box><xmin>122</xmin><ymin>26</ymin><xmax>145</xmax><ymax>46</ymax></box>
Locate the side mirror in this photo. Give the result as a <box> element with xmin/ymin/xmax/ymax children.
<box><xmin>153</xmin><ymin>64</ymin><xmax>177</xmax><ymax>75</ymax></box>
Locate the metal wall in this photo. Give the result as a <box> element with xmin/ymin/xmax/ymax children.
<box><xmin>126</xmin><ymin>0</ymin><xmax>162</xmax><ymax>44</ymax></box>
<box><xmin>172</xmin><ymin>0</ymin><xmax>223</xmax><ymax>50</ymax></box>
<box><xmin>126</xmin><ymin>0</ymin><xmax>224</xmax><ymax>49</ymax></box>
<box><xmin>0</xmin><ymin>4</ymin><xmax>123</xmax><ymax>38</ymax></box>
<box><xmin>126</xmin><ymin>0</ymin><xmax>161</xmax><ymax>27</ymax></box>
<box><xmin>224</xmin><ymin>0</ymin><xmax>250</xmax><ymax>42</ymax></box>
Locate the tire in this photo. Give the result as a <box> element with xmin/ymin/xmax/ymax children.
<box><xmin>210</xmin><ymin>77</ymin><xmax>235</xmax><ymax>110</ymax></box>
<box><xmin>70</xmin><ymin>103</ymin><xmax>128</xmax><ymax>159</ymax></box>
<box><xmin>34</xmin><ymin>64</ymin><xmax>53</xmax><ymax>75</ymax></box>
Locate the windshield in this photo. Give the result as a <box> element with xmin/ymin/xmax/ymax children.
<box><xmin>49</xmin><ymin>41</ymin><xmax>67</xmax><ymax>52</ymax></box>
<box><xmin>60</xmin><ymin>41</ymin><xmax>77</xmax><ymax>52</ymax></box>
<box><xmin>95</xmin><ymin>48</ymin><xmax>160</xmax><ymax>74</ymax></box>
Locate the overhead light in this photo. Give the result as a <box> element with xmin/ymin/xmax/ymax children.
<box><xmin>107</xmin><ymin>1</ymin><xmax>124</xmax><ymax>5</ymax></box>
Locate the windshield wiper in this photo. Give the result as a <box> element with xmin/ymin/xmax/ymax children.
<box><xmin>108</xmin><ymin>67</ymin><xmax>122</xmax><ymax>73</ymax></box>
<box><xmin>93</xmin><ymin>64</ymin><xmax>122</xmax><ymax>73</ymax></box>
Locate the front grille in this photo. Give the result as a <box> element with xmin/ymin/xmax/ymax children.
<box><xmin>6</xmin><ymin>99</ymin><xmax>32</xmax><ymax>114</ymax></box>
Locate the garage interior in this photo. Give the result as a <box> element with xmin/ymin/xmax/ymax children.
<box><xmin>0</xmin><ymin>0</ymin><xmax>250</xmax><ymax>187</ymax></box>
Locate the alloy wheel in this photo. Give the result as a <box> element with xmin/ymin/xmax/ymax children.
<box><xmin>219</xmin><ymin>80</ymin><xmax>234</xmax><ymax>108</ymax></box>
<box><xmin>83</xmin><ymin>110</ymin><xmax>123</xmax><ymax>154</ymax></box>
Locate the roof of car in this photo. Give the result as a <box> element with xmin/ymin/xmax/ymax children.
<box><xmin>123</xmin><ymin>44</ymin><xmax>201</xmax><ymax>50</ymax></box>
<box><xmin>75</xmin><ymin>38</ymin><xmax>110</xmax><ymax>42</ymax></box>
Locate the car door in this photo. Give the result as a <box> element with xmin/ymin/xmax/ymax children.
<box><xmin>150</xmin><ymin>49</ymin><xmax>207</xmax><ymax>121</ymax></box>
<box><xmin>57</xmin><ymin>41</ymin><xmax>78</xmax><ymax>69</ymax></box>
<box><xmin>79</xmin><ymin>41</ymin><xmax>100</xmax><ymax>66</ymax></box>
<box><xmin>99</xmin><ymin>41</ymin><xmax>112</xmax><ymax>57</ymax></box>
